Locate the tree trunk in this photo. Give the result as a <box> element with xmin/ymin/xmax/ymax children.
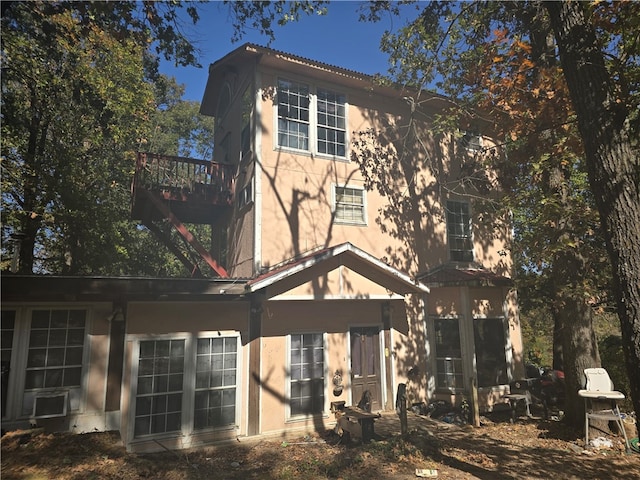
<box><xmin>546</xmin><ymin>1</ymin><xmax>640</xmax><ymax>438</ymax></box>
<box><xmin>552</xmin><ymin>314</ymin><xmax>563</xmax><ymax>372</ymax></box>
<box><xmin>551</xmin><ymin>247</ymin><xmax>600</xmax><ymax>429</ymax></box>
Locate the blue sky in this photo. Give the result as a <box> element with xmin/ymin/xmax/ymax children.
<box><xmin>159</xmin><ymin>1</ymin><xmax>419</xmax><ymax>101</ymax></box>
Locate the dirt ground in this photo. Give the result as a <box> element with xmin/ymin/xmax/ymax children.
<box><xmin>2</xmin><ymin>409</ymin><xmax>639</xmax><ymax>480</ymax></box>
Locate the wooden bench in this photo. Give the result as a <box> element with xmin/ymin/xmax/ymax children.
<box><xmin>342</xmin><ymin>406</ymin><xmax>380</xmax><ymax>443</ymax></box>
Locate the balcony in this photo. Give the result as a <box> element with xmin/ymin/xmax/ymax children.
<box><xmin>131</xmin><ymin>152</ymin><xmax>234</xmax><ymax>225</ymax></box>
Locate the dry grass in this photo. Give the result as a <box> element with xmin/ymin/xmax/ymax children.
<box><xmin>2</xmin><ymin>411</ymin><xmax>639</xmax><ymax>479</ymax></box>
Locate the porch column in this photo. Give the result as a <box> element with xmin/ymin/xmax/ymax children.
<box><xmin>381</xmin><ymin>301</ymin><xmax>393</xmax><ymax>410</ymax></box>
<box><xmin>247</xmin><ymin>294</ymin><xmax>264</xmax><ymax>436</ymax></box>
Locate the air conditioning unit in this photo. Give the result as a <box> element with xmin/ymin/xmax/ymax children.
<box><xmin>32</xmin><ymin>392</ymin><xmax>68</xmax><ymax>419</ymax></box>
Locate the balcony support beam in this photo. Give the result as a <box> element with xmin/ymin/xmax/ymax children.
<box><xmin>141</xmin><ymin>189</ymin><xmax>228</xmax><ymax>278</ymax></box>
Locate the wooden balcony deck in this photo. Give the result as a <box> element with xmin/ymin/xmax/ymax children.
<box><xmin>131</xmin><ymin>152</ymin><xmax>234</xmax><ymax>225</ymax></box>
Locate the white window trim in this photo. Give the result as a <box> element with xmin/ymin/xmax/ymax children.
<box><xmin>1</xmin><ymin>306</ymin><xmax>93</xmax><ymax>421</ymax></box>
<box><xmin>127</xmin><ymin>331</ymin><xmax>242</xmax><ymax>446</ymax></box>
<box><xmin>429</xmin><ymin>315</ymin><xmax>467</xmax><ymax>393</ymax></box>
<box><xmin>331</xmin><ymin>183</ymin><xmax>367</xmax><ymax>226</ymax></box>
<box><xmin>274</xmin><ymin>77</ymin><xmax>349</xmax><ymax>160</ymax></box>
<box><xmin>461</xmin><ymin>131</ymin><xmax>483</xmax><ymax>153</ymax></box>
<box><xmin>285</xmin><ymin>331</ymin><xmax>328</xmax><ymax>421</ymax></box>
<box><xmin>24</xmin><ymin>307</ymin><xmax>92</xmax><ymax>418</ymax></box>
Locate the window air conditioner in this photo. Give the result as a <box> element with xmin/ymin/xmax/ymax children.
<box><xmin>32</xmin><ymin>392</ymin><xmax>68</xmax><ymax>419</ymax></box>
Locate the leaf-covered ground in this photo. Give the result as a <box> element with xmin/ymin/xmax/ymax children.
<box><xmin>2</xmin><ymin>410</ymin><xmax>639</xmax><ymax>479</ymax></box>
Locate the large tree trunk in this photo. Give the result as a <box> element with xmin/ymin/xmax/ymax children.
<box><xmin>551</xmin><ymin>246</ymin><xmax>600</xmax><ymax>429</ymax></box>
<box><xmin>546</xmin><ymin>1</ymin><xmax>640</xmax><ymax>438</ymax></box>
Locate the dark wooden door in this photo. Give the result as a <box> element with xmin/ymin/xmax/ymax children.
<box><xmin>350</xmin><ymin>327</ymin><xmax>381</xmax><ymax>411</ymax></box>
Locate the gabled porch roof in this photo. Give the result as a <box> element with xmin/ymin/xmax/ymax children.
<box><xmin>245</xmin><ymin>242</ymin><xmax>429</xmax><ymax>299</ymax></box>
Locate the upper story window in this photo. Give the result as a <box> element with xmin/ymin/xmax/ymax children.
<box><xmin>241</xmin><ymin>86</ymin><xmax>252</xmax><ymax>160</ymax></box>
<box><xmin>446</xmin><ymin>200</ymin><xmax>473</xmax><ymax>262</ymax></box>
<box><xmin>277</xmin><ymin>78</ymin><xmax>347</xmax><ymax>158</ymax></box>
<box><xmin>333</xmin><ymin>185</ymin><xmax>366</xmax><ymax>225</ymax></box>
<box><xmin>461</xmin><ymin>131</ymin><xmax>482</xmax><ymax>152</ymax></box>
<box><xmin>277</xmin><ymin>79</ymin><xmax>310</xmax><ymax>151</ymax></box>
<box><xmin>216</xmin><ymin>83</ymin><xmax>232</xmax><ymax>127</ymax></box>
<box><xmin>316</xmin><ymin>89</ymin><xmax>346</xmax><ymax>156</ymax></box>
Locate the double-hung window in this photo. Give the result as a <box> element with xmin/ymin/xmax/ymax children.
<box><xmin>289</xmin><ymin>333</ymin><xmax>325</xmax><ymax>416</ymax></box>
<box><xmin>26</xmin><ymin>309</ymin><xmax>86</xmax><ymax>391</ymax></box>
<box><xmin>334</xmin><ymin>185</ymin><xmax>366</xmax><ymax>225</ymax></box>
<box><xmin>316</xmin><ymin>89</ymin><xmax>346</xmax><ymax>156</ymax></box>
<box><xmin>446</xmin><ymin>200</ymin><xmax>473</xmax><ymax>262</ymax></box>
<box><xmin>277</xmin><ymin>79</ymin><xmax>310</xmax><ymax>151</ymax></box>
<box><xmin>133</xmin><ymin>334</ymin><xmax>239</xmax><ymax>439</ymax></box>
<box><xmin>277</xmin><ymin>79</ymin><xmax>347</xmax><ymax>158</ymax></box>
<box><xmin>433</xmin><ymin>318</ymin><xmax>463</xmax><ymax>390</ymax></box>
<box><xmin>194</xmin><ymin>337</ymin><xmax>237</xmax><ymax>429</ymax></box>
<box><xmin>134</xmin><ymin>339</ymin><xmax>184</xmax><ymax>436</ymax></box>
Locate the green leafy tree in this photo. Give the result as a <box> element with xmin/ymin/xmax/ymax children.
<box><xmin>1</xmin><ymin>1</ymin><xmax>202</xmax><ymax>275</ymax></box>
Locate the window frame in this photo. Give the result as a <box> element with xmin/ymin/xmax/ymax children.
<box><xmin>276</xmin><ymin>77</ymin><xmax>348</xmax><ymax>160</ymax></box>
<box><xmin>129</xmin><ymin>331</ymin><xmax>241</xmax><ymax>444</ymax></box>
<box><xmin>132</xmin><ymin>338</ymin><xmax>186</xmax><ymax>438</ymax></box>
<box><xmin>286</xmin><ymin>332</ymin><xmax>327</xmax><ymax>420</ymax></box>
<box><xmin>216</xmin><ymin>82</ymin><xmax>232</xmax><ymax>127</ymax></box>
<box><xmin>446</xmin><ymin>200</ymin><xmax>474</xmax><ymax>262</ymax></box>
<box><xmin>21</xmin><ymin>307</ymin><xmax>91</xmax><ymax>418</ymax></box>
<box><xmin>473</xmin><ymin>317</ymin><xmax>510</xmax><ymax>388</ymax></box>
<box><xmin>332</xmin><ymin>183</ymin><xmax>367</xmax><ymax>226</ymax></box>
<box><xmin>460</xmin><ymin>131</ymin><xmax>483</xmax><ymax>153</ymax></box>
<box><xmin>237</xmin><ymin>179</ymin><xmax>253</xmax><ymax>210</ymax></box>
<box><xmin>432</xmin><ymin>316</ymin><xmax>465</xmax><ymax>392</ymax></box>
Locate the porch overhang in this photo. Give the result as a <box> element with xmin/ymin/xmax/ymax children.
<box><xmin>1</xmin><ymin>275</ymin><xmax>248</xmax><ymax>302</ymax></box>
<box><xmin>417</xmin><ymin>263</ymin><xmax>513</xmax><ymax>288</ymax></box>
<box><xmin>245</xmin><ymin>242</ymin><xmax>429</xmax><ymax>299</ymax></box>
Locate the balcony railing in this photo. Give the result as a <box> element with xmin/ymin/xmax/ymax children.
<box><xmin>132</xmin><ymin>152</ymin><xmax>235</xmax><ymax>224</ymax></box>
<box><xmin>134</xmin><ymin>152</ymin><xmax>234</xmax><ymax>201</ymax></box>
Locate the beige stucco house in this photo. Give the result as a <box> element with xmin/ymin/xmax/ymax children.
<box><xmin>1</xmin><ymin>44</ymin><xmax>523</xmax><ymax>452</ymax></box>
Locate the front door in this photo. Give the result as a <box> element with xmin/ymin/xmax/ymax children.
<box><xmin>350</xmin><ymin>327</ymin><xmax>382</xmax><ymax>411</ymax></box>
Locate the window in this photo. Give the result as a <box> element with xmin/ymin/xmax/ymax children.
<box><xmin>194</xmin><ymin>337</ymin><xmax>237</xmax><ymax>430</ymax></box>
<box><xmin>434</xmin><ymin>318</ymin><xmax>463</xmax><ymax>390</ymax></box>
<box><xmin>277</xmin><ymin>79</ymin><xmax>309</xmax><ymax>151</ymax></box>
<box><xmin>334</xmin><ymin>185</ymin><xmax>366</xmax><ymax>225</ymax></box>
<box><xmin>317</xmin><ymin>88</ymin><xmax>346</xmax><ymax>156</ymax></box>
<box><xmin>134</xmin><ymin>339</ymin><xmax>184</xmax><ymax>437</ymax></box>
<box><xmin>446</xmin><ymin>200</ymin><xmax>473</xmax><ymax>262</ymax></box>
<box><xmin>133</xmin><ymin>334</ymin><xmax>239</xmax><ymax>439</ymax></box>
<box><xmin>289</xmin><ymin>333</ymin><xmax>324</xmax><ymax>416</ymax></box>
<box><xmin>216</xmin><ymin>83</ymin><xmax>232</xmax><ymax>126</ymax></box>
<box><xmin>461</xmin><ymin>131</ymin><xmax>482</xmax><ymax>152</ymax></box>
<box><xmin>25</xmin><ymin>309</ymin><xmax>86</xmax><ymax>390</ymax></box>
<box><xmin>474</xmin><ymin>318</ymin><xmax>508</xmax><ymax>387</ymax></box>
<box><xmin>237</xmin><ymin>180</ymin><xmax>253</xmax><ymax>209</ymax></box>
<box><xmin>277</xmin><ymin>78</ymin><xmax>347</xmax><ymax>158</ymax></box>
<box><xmin>241</xmin><ymin>86</ymin><xmax>252</xmax><ymax>159</ymax></box>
